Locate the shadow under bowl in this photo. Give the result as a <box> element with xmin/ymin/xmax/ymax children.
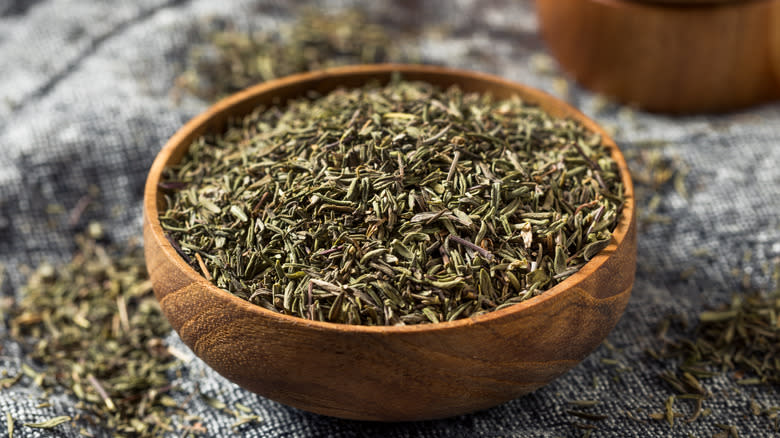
<box><xmin>143</xmin><ymin>64</ymin><xmax>637</xmax><ymax>421</ymax></box>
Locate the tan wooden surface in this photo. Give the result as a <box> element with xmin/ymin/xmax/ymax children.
<box><xmin>143</xmin><ymin>64</ymin><xmax>637</xmax><ymax>421</ymax></box>
<box><xmin>536</xmin><ymin>0</ymin><xmax>780</xmax><ymax>113</ymax></box>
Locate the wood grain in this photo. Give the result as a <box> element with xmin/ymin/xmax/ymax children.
<box><xmin>143</xmin><ymin>64</ymin><xmax>637</xmax><ymax>421</ymax></box>
<box><xmin>536</xmin><ymin>0</ymin><xmax>780</xmax><ymax>113</ymax></box>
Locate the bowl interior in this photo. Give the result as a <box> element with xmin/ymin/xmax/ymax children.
<box><xmin>145</xmin><ymin>63</ymin><xmax>635</xmax><ymax>332</ymax></box>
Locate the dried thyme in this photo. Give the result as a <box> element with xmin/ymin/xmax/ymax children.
<box><xmin>160</xmin><ymin>78</ymin><xmax>625</xmax><ymax>325</ymax></box>
<box><xmin>648</xmin><ymin>280</ymin><xmax>780</xmax><ymax>431</ymax></box>
<box><xmin>7</xmin><ymin>230</ymin><xmax>184</xmax><ymax>436</ymax></box>
<box><xmin>176</xmin><ymin>8</ymin><xmax>416</xmax><ymax>103</ymax></box>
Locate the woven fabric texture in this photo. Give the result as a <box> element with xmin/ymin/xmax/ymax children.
<box><xmin>1</xmin><ymin>0</ymin><xmax>779</xmax><ymax>437</ymax></box>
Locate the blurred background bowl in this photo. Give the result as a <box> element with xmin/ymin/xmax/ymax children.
<box><xmin>536</xmin><ymin>0</ymin><xmax>780</xmax><ymax>113</ymax></box>
<box><xmin>143</xmin><ymin>64</ymin><xmax>637</xmax><ymax>421</ymax></box>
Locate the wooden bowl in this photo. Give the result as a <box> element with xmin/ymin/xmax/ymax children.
<box><xmin>536</xmin><ymin>0</ymin><xmax>780</xmax><ymax>113</ymax></box>
<box><xmin>143</xmin><ymin>64</ymin><xmax>637</xmax><ymax>421</ymax></box>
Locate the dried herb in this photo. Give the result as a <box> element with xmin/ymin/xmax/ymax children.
<box><xmin>566</xmin><ymin>399</ymin><xmax>608</xmax><ymax>437</ymax></box>
<box><xmin>161</xmin><ymin>78</ymin><xmax>624</xmax><ymax>325</ymax></box>
<box><xmin>714</xmin><ymin>423</ymin><xmax>740</xmax><ymax>438</ymax></box>
<box><xmin>624</xmin><ymin>144</ymin><xmax>688</xmax><ymax>226</ymax></box>
<box><xmin>6</xmin><ymin>412</ymin><xmax>13</xmax><ymax>438</ymax></box>
<box><xmin>7</xmin><ymin>229</ymin><xmax>184</xmax><ymax>436</ymax></box>
<box><xmin>175</xmin><ymin>8</ymin><xmax>416</xmax><ymax>103</ymax></box>
<box><xmin>23</xmin><ymin>415</ymin><xmax>72</xmax><ymax>429</ymax></box>
<box><xmin>648</xmin><ymin>283</ymin><xmax>780</xmax><ymax>430</ymax></box>
<box><xmin>659</xmin><ymin>292</ymin><xmax>780</xmax><ymax>386</ymax></box>
<box><xmin>530</xmin><ymin>52</ymin><xmax>689</xmax><ymax>229</ymax></box>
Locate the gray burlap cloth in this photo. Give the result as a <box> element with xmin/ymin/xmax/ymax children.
<box><xmin>1</xmin><ymin>0</ymin><xmax>779</xmax><ymax>436</ymax></box>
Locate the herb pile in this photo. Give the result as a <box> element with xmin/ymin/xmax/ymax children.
<box><xmin>161</xmin><ymin>79</ymin><xmax>625</xmax><ymax>325</ymax></box>
<box><xmin>176</xmin><ymin>9</ymin><xmax>415</xmax><ymax>103</ymax></box>
<box><xmin>8</xmin><ymin>230</ymin><xmax>182</xmax><ymax>436</ymax></box>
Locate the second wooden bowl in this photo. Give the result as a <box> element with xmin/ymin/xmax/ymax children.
<box><xmin>536</xmin><ymin>0</ymin><xmax>780</xmax><ymax>113</ymax></box>
<box><xmin>143</xmin><ymin>64</ymin><xmax>637</xmax><ymax>421</ymax></box>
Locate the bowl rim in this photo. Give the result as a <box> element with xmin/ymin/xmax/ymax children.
<box><xmin>144</xmin><ymin>63</ymin><xmax>636</xmax><ymax>334</ymax></box>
